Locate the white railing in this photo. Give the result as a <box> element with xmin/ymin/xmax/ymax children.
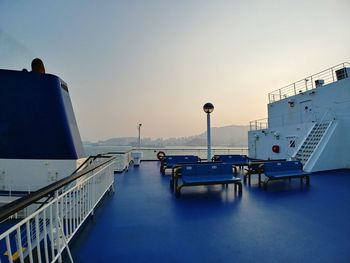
<box><xmin>249</xmin><ymin>118</ymin><xmax>268</xmax><ymax>131</ymax></box>
<box><xmin>84</xmin><ymin>146</ymin><xmax>248</xmax><ymax>164</ymax></box>
<box><xmin>268</xmin><ymin>62</ymin><xmax>350</xmax><ymax>103</ymax></box>
<box><xmin>137</xmin><ymin>147</ymin><xmax>248</xmax><ymax>160</ymax></box>
<box><xmin>0</xmin><ymin>158</ymin><xmax>115</xmax><ymax>263</ymax></box>
<box><xmin>104</xmin><ymin>151</ymin><xmax>133</xmax><ymax>172</ymax></box>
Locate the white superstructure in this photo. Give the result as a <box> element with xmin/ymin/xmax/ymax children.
<box><xmin>248</xmin><ymin>63</ymin><xmax>350</xmax><ymax>172</ymax></box>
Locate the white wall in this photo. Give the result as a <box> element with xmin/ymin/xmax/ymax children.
<box><xmin>248</xmin><ymin>77</ymin><xmax>350</xmax><ymax>167</ymax></box>
<box><xmin>248</xmin><ymin>122</ymin><xmax>313</xmax><ymax>160</ymax></box>
<box><xmin>0</xmin><ymin>158</ymin><xmax>86</xmax><ymax>192</ymax></box>
<box><xmin>268</xmin><ymin>78</ymin><xmax>350</xmax><ymax>128</ymax></box>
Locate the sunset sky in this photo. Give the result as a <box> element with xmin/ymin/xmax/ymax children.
<box><xmin>1</xmin><ymin>0</ymin><xmax>349</xmax><ymax>141</ymax></box>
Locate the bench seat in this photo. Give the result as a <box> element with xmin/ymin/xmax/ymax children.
<box><xmin>174</xmin><ymin>163</ymin><xmax>242</xmax><ymax>194</ymax></box>
<box><xmin>262</xmin><ymin>161</ymin><xmax>310</xmax><ymax>189</ymax></box>
<box><xmin>244</xmin><ymin>159</ymin><xmax>287</xmax><ymax>185</ymax></box>
<box><xmin>170</xmin><ymin>161</ymin><xmax>222</xmax><ymax>189</ymax></box>
<box><xmin>160</xmin><ymin>155</ymin><xmax>200</xmax><ymax>174</ymax></box>
<box><xmin>182</xmin><ymin>174</ymin><xmax>240</xmax><ymax>185</ymax></box>
<box><xmin>265</xmin><ymin>170</ymin><xmax>310</xmax><ymax>178</ymax></box>
<box><xmin>212</xmin><ymin>154</ymin><xmax>249</xmax><ymax>171</ymax></box>
<box><xmin>212</xmin><ymin>154</ymin><xmax>248</xmax><ymax>162</ymax></box>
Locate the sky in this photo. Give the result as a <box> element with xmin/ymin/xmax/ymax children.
<box><xmin>0</xmin><ymin>0</ymin><xmax>349</xmax><ymax>142</ymax></box>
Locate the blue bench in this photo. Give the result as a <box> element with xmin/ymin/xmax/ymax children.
<box><xmin>170</xmin><ymin>161</ymin><xmax>223</xmax><ymax>189</ymax></box>
<box><xmin>261</xmin><ymin>161</ymin><xmax>311</xmax><ymax>189</ymax></box>
<box><xmin>174</xmin><ymin>163</ymin><xmax>242</xmax><ymax>194</ymax></box>
<box><xmin>244</xmin><ymin>159</ymin><xmax>286</xmax><ymax>186</ymax></box>
<box><xmin>160</xmin><ymin>155</ymin><xmax>200</xmax><ymax>174</ymax></box>
<box><xmin>212</xmin><ymin>154</ymin><xmax>249</xmax><ymax>172</ymax></box>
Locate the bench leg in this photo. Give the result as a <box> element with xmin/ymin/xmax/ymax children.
<box><xmin>174</xmin><ymin>178</ymin><xmax>179</xmax><ymax>193</ymax></box>
<box><xmin>160</xmin><ymin>164</ymin><xmax>166</xmax><ymax>174</ymax></box>
<box><xmin>258</xmin><ymin>173</ymin><xmax>262</xmax><ymax>187</ymax></box>
<box><xmin>175</xmin><ymin>185</ymin><xmax>182</xmax><ymax>196</ymax></box>
<box><xmin>234</xmin><ymin>182</ymin><xmax>242</xmax><ymax>194</ymax></box>
<box><xmin>170</xmin><ymin>170</ymin><xmax>176</xmax><ymax>189</ymax></box>
<box><xmin>243</xmin><ymin>172</ymin><xmax>251</xmax><ymax>186</ymax></box>
<box><xmin>305</xmin><ymin>176</ymin><xmax>310</xmax><ymax>186</ymax></box>
<box><xmin>233</xmin><ymin>166</ymin><xmax>238</xmax><ymax>175</ymax></box>
<box><xmin>170</xmin><ymin>178</ymin><xmax>174</xmax><ymax>189</ymax></box>
<box><xmin>263</xmin><ymin>178</ymin><xmax>269</xmax><ymax>190</ymax></box>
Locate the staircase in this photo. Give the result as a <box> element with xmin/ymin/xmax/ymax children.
<box><xmin>294</xmin><ymin>122</ymin><xmax>331</xmax><ymax>165</ymax></box>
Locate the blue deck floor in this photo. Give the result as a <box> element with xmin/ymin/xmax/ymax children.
<box><xmin>71</xmin><ymin>161</ymin><xmax>350</xmax><ymax>263</ymax></box>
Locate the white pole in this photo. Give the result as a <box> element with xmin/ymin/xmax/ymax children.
<box><xmin>138</xmin><ymin>124</ymin><xmax>142</xmax><ymax>148</ymax></box>
<box><xmin>207</xmin><ymin>113</ymin><xmax>211</xmax><ymax>161</ymax></box>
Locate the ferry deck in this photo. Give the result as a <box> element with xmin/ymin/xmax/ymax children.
<box><xmin>69</xmin><ymin>161</ymin><xmax>350</xmax><ymax>263</ymax></box>
<box><xmin>1</xmin><ymin>64</ymin><xmax>350</xmax><ymax>263</ymax></box>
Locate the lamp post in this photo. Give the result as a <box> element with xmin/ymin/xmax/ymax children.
<box><xmin>137</xmin><ymin>123</ymin><xmax>142</xmax><ymax>148</ymax></box>
<box><xmin>203</xmin><ymin>103</ymin><xmax>214</xmax><ymax>161</ymax></box>
<box><xmin>131</xmin><ymin>123</ymin><xmax>143</xmax><ymax>167</ymax></box>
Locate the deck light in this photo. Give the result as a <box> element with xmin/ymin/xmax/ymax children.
<box><xmin>203</xmin><ymin>103</ymin><xmax>214</xmax><ymax>161</ymax></box>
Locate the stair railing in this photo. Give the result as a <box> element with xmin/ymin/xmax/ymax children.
<box><xmin>286</xmin><ymin>109</ymin><xmax>318</xmax><ymax>159</ymax></box>
<box><xmin>296</xmin><ymin>109</ymin><xmax>333</xmax><ymax>163</ymax></box>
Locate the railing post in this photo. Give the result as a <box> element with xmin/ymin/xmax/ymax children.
<box><xmin>16</xmin><ymin>227</ymin><xmax>24</xmax><ymax>263</ymax></box>
<box><xmin>305</xmin><ymin>79</ymin><xmax>308</xmax><ymax>90</ymax></box>
<box><xmin>310</xmin><ymin>76</ymin><xmax>313</xmax><ymax>89</ymax></box>
<box><xmin>55</xmin><ymin>191</ymin><xmax>62</xmax><ymax>263</ymax></box>
<box><xmin>5</xmin><ymin>235</ymin><xmax>13</xmax><ymax>263</ymax></box>
<box><xmin>35</xmin><ymin>214</ymin><xmax>42</xmax><ymax>263</ymax></box>
<box><xmin>92</xmin><ymin>172</ymin><xmax>95</xmax><ymax>216</ymax></box>
<box><xmin>43</xmin><ymin>209</ymin><xmax>49</xmax><ymax>263</ymax></box>
<box><xmin>26</xmin><ymin>221</ymin><xmax>34</xmax><ymax>263</ymax></box>
<box><xmin>294</xmin><ymin>83</ymin><xmax>296</xmax><ymax>95</ymax></box>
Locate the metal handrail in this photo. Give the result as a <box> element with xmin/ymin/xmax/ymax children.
<box><xmin>0</xmin><ymin>155</ymin><xmax>115</xmax><ymax>263</ymax></box>
<box><xmin>295</xmin><ymin>110</ymin><xmax>333</xmax><ymax>162</ymax></box>
<box><xmin>268</xmin><ymin>62</ymin><xmax>350</xmax><ymax>103</ymax></box>
<box><xmin>249</xmin><ymin>118</ymin><xmax>268</xmax><ymax>131</ymax></box>
<box><xmin>0</xmin><ymin>155</ymin><xmax>115</xmax><ymax>222</ymax></box>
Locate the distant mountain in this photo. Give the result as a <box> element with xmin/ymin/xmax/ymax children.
<box><xmin>84</xmin><ymin>124</ymin><xmax>249</xmax><ymax>147</ymax></box>
<box><xmin>186</xmin><ymin>125</ymin><xmax>249</xmax><ymax>147</ymax></box>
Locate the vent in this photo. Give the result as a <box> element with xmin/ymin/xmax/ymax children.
<box><xmin>315</xmin><ymin>79</ymin><xmax>324</xmax><ymax>87</ymax></box>
<box><xmin>335</xmin><ymin>68</ymin><xmax>348</xmax><ymax>81</ymax></box>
